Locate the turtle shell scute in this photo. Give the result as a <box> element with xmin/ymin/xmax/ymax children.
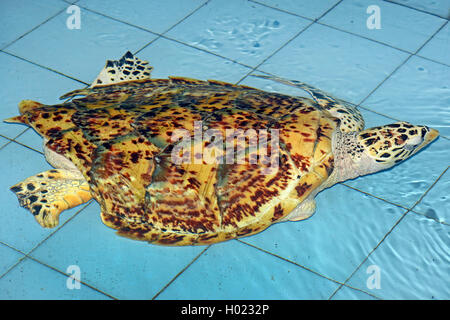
<box><xmin>26</xmin><ymin>77</ymin><xmax>338</xmax><ymax>245</ymax></box>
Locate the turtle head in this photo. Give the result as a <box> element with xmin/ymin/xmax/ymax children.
<box><xmin>357</xmin><ymin>122</ymin><xmax>439</xmax><ymax>168</ymax></box>
<box><xmin>334</xmin><ymin>122</ymin><xmax>439</xmax><ymax>182</ymax></box>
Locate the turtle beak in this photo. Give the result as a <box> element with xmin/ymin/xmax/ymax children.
<box><xmin>410</xmin><ymin>126</ymin><xmax>439</xmax><ymax>156</ymax></box>
<box><xmin>425</xmin><ymin>127</ymin><xmax>439</xmax><ymax>144</ymax></box>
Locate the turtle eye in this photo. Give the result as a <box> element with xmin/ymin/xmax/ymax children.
<box><xmin>421</xmin><ymin>127</ymin><xmax>429</xmax><ymax>138</ymax></box>
<box><xmin>404</xmin><ymin>135</ymin><xmax>423</xmax><ymax>151</ymax></box>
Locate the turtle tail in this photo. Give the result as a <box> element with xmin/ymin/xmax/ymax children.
<box><xmin>4</xmin><ymin>115</ymin><xmax>27</xmax><ymax>124</ymax></box>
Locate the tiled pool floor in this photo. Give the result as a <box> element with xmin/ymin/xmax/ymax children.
<box><xmin>0</xmin><ymin>0</ymin><xmax>449</xmax><ymax>299</ymax></box>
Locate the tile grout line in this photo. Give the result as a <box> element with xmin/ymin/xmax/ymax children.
<box><xmin>25</xmin><ymin>201</ymin><xmax>95</xmax><ymax>257</ymax></box>
<box><xmin>316</xmin><ymin>20</ymin><xmax>411</xmax><ymax>55</ymax></box>
<box><xmin>356</xmin><ymin>20</ymin><xmax>449</xmax><ymax>108</ymax></box>
<box><xmin>337</xmin><ymin>19</ymin><xmax>450</xmax><ymax>220</ymax></box>
<box><xmin>248</xmin><ymin>0</ymin><xmax>314</xmax><ymax>21</ymax></box>
<box><xmin>415</xmin><ymin>53</ymin><xmax>450</xmax><ymax>69</ymax></box>
<box><xmin>235</xmin><ymin>20</ymin><xmax>315</xmax><ymax>85</ymax></box>
<box><xmin>1</xmin><ymin>0</ymin><xmax>81</xmax><ymax>52</ymax></box>
<box><xmin>235</xmin><ymin>0</ymin><xmax>345</xmax><ymax>85</ymax></box>
<box><xmin>1</xmin><ymin>0</ymin><xmax>447</xmax><ymax>300</ymax></box>
<box><xmin>2</xmin><ymin>2</ymin><xmax>448</xmax><ymax>118</ymax></box>
<box><xmin>2</xmin><ymin>134</ymin><xmax>447</xmax><ymax>235</ymax></box>
<box><xmin>0</xmin><ymin>131</ymin><xmax>44</xmax><ymax>155</ymax></box>
<box><xmin>135</xmin><ymin>0</ymin><xmax>212</xmax><ymax>55</ymax></box>
<box><xmin>75</xmin><ymin>4</ymin><xmax>257</xmax><ymax>72</ymax></box>
<box><xmin>1</xmin><ymin>0</ymin><xmax>447</xmax><ymax>125</ymax></box>
<box><xmin>237</xmin><ymin>239</ymin><xmax>382</xmax><ymax>300</ymax></box>
<box><xmin>315</xmin><ymin>19</ymin><xmax>447</xmax><ymax>69</ymax></box>
<box><xmin>2</xmin><ymin>128</ymin><xmax>445</xmax><ymax>298</ymax></box>
<box><xmin>0</xmin><ymin>165</ymin><xmax>445</xmax><ymax>300</ymax></box>
<box><xmin>2</xmin><ymin>1</ymin><xmax>446</xmax><ymax>220</ymax></box>
<box><xmin>133</xmin><ymin>2</ymin><xmax>217</xmax><ymax>299</ymax></box>
<box><xmin>228</xmin><ymin>0</ymin><xmax>447</xmax><ymax>243</ymax></box>
<box><xmin>0</xmin><ymin>37</ymin><xmax>445</xmax><ymax>240</ymax></box>
<box><xmin>3</xmin><ymin>132</ymin><xmax>447</xmax><ymax>228</ymax></box>
<box><xmin>0</xmin><ymin>201</ymin><xmax>92</xmax><ymax>280</ymax></box>
<box><xmin>0</xmin><ymin>5</ymin><xmax>68</xmax><ymax>52</ymax></box>
<box><xmin>0</xmin><ymin>243</ymin><xmax>27</xmax><ymax>281</ymax></box>
<box><xmin>246</xmin><ymin>68</ymin><xmax>450</xmax><ymax>141</ymax></box>
<box><xmin>251</xmin><ymin>0</ymin><xmax>450</xmax><ymax>22</ymax></box>
<box><xmin>1</xmin><ymin>50</ymin><xmax>89</xmax><ymax>86</ymax></box>
<box><xmin>2</xmin><ymin>9</ymin><xmax>222</xmax><ymax>295</ymax></box>
<box><xmin>0</xmin><ymin>240</ymin><xmax>117</xmax><ymax>300</ymax></box>
<box><xmin>341</xmin><ymin>181</ymin><xmax>450</xmax><ymax>227</ymax></box>
<box><xmin>242</xmin><ymin>4</ymin><xmax>450</xmax><ymax>137</ymax></box>
<box><xmin>328</xmin><ymin>166</ymin><xmax>449</xmax><ymax>299</ymax></box>
<box><xmin>27</xmin><ymin>253</ymin><xmax>118</xmax><ymax>299</ymax></box>
<box><xmin>151</xmin><ymin>245</ymin><xmax>211</xmax><ymax>300</ymax></box>
<box><xmin>0</xmin><ymin>137</ymin><xmax>14</xmax><ymax>153</ymax></box>
<box><xmin>0</xmin><ymin>201</ymin><xmax>118</xmax><ymax>299</ymax></box>
<box><xmin>1</xmin><ymin>1</ymin><xmax>213</xmax><ymax>91</ymax></box>
<box><xmin>382</xmin><ymin>0</ymin><xmax>450</xmax><ymax>20</ymax></box>
<box><xmin>62</xmin><ymin>0</ymin><xmax>82</xmax><ymax>5</ymax></box>
<box><xmin>249</xmin><ymin>0</ymin><xmax>450</xmax><ymax>68</ymax></box>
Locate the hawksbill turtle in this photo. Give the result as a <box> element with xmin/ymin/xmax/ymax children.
<box><xmin>5</xmin><ymin>52</ymin><xmax>439</xmax><ymax>246</ymax></box>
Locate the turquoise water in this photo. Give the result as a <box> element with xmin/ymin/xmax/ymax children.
<box><xmin>0</xmin><ymin>0</ymin><xmax>448</xmax><ymax>299</ymax></box>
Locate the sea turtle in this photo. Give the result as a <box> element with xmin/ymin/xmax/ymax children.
<box><xmin>5</xmin><ymin>52</ymin><xmax>439</xmax><ymax>246</ymax></box>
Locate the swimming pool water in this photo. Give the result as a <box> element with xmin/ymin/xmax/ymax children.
<box><xmin>0</xmin><ymin>0</ymin><xmax>448</xmax><ymax>300</ymax></box>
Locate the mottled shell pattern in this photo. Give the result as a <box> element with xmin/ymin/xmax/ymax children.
<box><xmin>14</xmin><ymin>56</ymin><xmax>341</xmax><ymax>245</ymax></box>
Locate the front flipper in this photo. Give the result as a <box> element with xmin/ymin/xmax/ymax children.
<box><xmin>10</xmin><ymin>169</ymin><xmax>92</xmax><ymax>228</ymax></box>
<box><xmin>252</xmin><ymin>74</ymin><xmax>364</xmax><ymax>132</ymax></box>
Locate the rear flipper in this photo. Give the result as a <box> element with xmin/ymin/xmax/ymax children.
<box><xmin>10</xmin><ymin>169</ymin><xmax>92</xmax><ymax>228</ymax></box>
